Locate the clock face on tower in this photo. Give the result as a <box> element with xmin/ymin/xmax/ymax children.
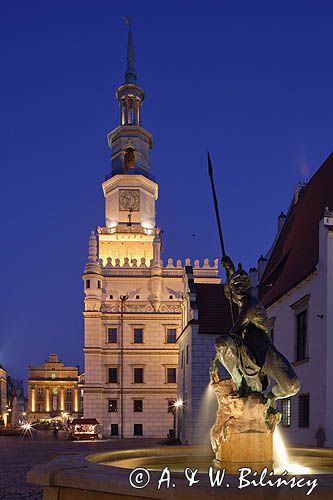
<box><xmin>119</xmin><ymin>189</ymin><xmax>140</xmax><ymax>211</ymax></box>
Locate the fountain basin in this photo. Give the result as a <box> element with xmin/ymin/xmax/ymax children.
<box><xmin>27</xmin><ymin>445</ymin><xmax>333</xmax><ymax>499</ymax></box>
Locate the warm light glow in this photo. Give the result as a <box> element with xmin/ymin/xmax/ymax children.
<box><xmin>174</xmin><ymin>399</ymin><xmax>183</xmax><ymax>409</ymax></box>
<box><xmin>273</xmin><ymin>428</ymin><xmax>313</xmax><ymax>474</ymax></box>
<box><xmin>21</xmin><ymin>423</ymin><xmax>32</xmax><ymax>431</ymax></box>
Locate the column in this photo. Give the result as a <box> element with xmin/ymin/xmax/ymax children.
<box><xmin>74</xmin><ymin>388</ymin><xmax>79</xmax><ymax>413</ymax></box>
<box><xmin>45</xmin><ymin>388</ymin><xmax>50</xmax><ymax>412</ymax></box>
<box><xmin>31</xmin><ymin>388</ymin><xmax>35</xmax><ymax>412</ymax></box>
<box><xmin>60</xmin><ymin>387</ymin><xmax>64</xmax><ymax>411</ymax></box>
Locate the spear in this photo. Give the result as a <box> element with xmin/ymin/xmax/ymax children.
<box><xmin>207</xmin><ymin>152</ymin><xmax>235</xmax><ymax>323</ymax></box>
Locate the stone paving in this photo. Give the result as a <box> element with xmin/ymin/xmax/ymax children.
<box><xmin>0</xmin><ymin>436</ymin><xmax>160</xmax><ymax>500</ymax></box>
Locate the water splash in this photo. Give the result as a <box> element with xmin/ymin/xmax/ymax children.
<box><xmin>273</xmin><ymin>427</ymin><xmax>313</xmax><ymax>474</ymax></box>
<box><xmin>193</xmin><ymin>383</ymin><xmax>217</xmax><ymax>448</ymax></box>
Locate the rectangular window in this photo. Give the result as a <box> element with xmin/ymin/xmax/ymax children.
<box><xmin>133</xmin><ymin>328</ymin><xmax>143</xmax><ymax>344</ymax></box>
<box><xmin>167</xmin><ymin>367</ymin><xmax>177</xmax><ymax>384</ymax></box>
<box><xmin>108</xmin><ymin>399</ymin><xmax>118</xmax><ymax>412</ymax></box>
<box><xmin>296</xmin><ymin>310</ymin><xmax>307</xmax><ymax>361</ymax></box>
<box><xmin>86</xmin><ymin>279</ymin><xmax>90</xmax><ymax>289</ymax></box>
<box><xmin>108</xmin><ymin>367</ymin><xmax>118</xmax><ymax>384</ymax></box>
<box><xmin>166</xmin><ymin>328</ymin><xmax>177</xmax><ymax>343</ymax></box>
<box><xmin>111</xmin><ymin>424</ymin><xmax>119</xmax><ymax>436</ymax></box>
<box><xmin>186</xmin><ymin>345</ymin><xmax>189</xmax><ymax>365</ymax></box>
<box><xmin>98</xmin><ymin>280</ymin><xmax>101</xmax><ymax>289</ymax></box>
<box><xmin>134</xmin><ymin>423</ymin><xmax>143</xmax><ymax>436</ymax></box>
<box><xmin>107</xmin><ymin>328</ymin><xmax>118</xmax><ymax>343</ymax></box>
<box><xmin>298</xmin><ymin>394</ymin><xmax>310</xmax><ymax>428</ymax></box>
<box><xmin>167</xmin><ymin>400</ymin><xmax>175</xmax><ymax>413</ymax></box>
<box><xmin>37</xmin><ymin>403</ymin><xmax>43</xmax><ymax>412</ymax></box>
<box><xmin>66</xmin><ymin>388</ymin><xmax>72</xmax><ymax>396</ymax></box>
<box><xmin>281</xmin><ymin>398</ymin><xmax>291</xmax><ymax>427</ymax></box>
<box><xmin>133</xmin><ymin>400</ymin><xmax>143</xmax><ymax>412</ymax></box>
<box><xmin>38</xmin><ymin>387</ymin><xmax>43</xmax><ymax>395</ymax></box>
<box><xmin>133</xmin><ymin>367</ymin><xmax>144</xmax><ymax>383</ymax></box>
<box><xmin>66</xmin><ymin>403</ymin><xmax>72</xmax><ymax>412</ymax></box>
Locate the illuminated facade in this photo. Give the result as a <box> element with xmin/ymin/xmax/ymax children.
<box><xmin>0</xmin><ymin>365</ymin><xmax>7</xmax><ymax>425</ymax></box>
<box><xmin>28</xmin><ymin>354</ymin><xmax>80</xmax><ymax>421</ymax></box>
<box><xmin>83</xmin><ymin>31</ymin><xmax>220</xmax><ymax>438</ymax></box>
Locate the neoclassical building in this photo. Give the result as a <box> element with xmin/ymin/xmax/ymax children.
<box><xmin>28</xmin><ymin>354</ymin><xmax>80</xmax><ymax>421</ymax></box>
<box><xmin>0</xmin><ymin>365</ymin><xmax>7</xmax><ymax>426</ymax></box>
<box><xmin>82</xmin><ymin>31</ymin><xmax>219</xmax><ymax>438</ymax></box>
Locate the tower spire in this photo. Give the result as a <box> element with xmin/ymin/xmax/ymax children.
<box><xmin>125</xmin><ymin>29</ymin><xmax>137</xmax><ymax>84</ymax></box>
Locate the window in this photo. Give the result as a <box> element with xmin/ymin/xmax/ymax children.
<box><xmin>124</xmin><ymin>146</ymin><xmax>135</xmax><ymax>170</ymax></box>
<box><xmin>37</xmin><ymin>403</ymin><xmax>43</xmax><ymax>412</ymax></box>
<box><xmin>86</xmin><ymin>279</ymin><xmax>90</xmax><ymax>289</ymax></box>
<box><xmin>298</xmin><ymin>394</ymin><xmax>310</xmax><ymax>428</ymax></box>
<box><xmin>167</xmin><ymin>400</ymin><xmax>175</xmax><ymax>413</ymax></box>
<box><xmin>66</xmin><ymin>388</ymin><xmax>72</xmax><ymax>396</ymax></box>
<box><xmin>296</xmin><ymin>310</ymin><xmax>308</xmax><ymax>361</ymax></box>
<box><xmin>51</xmin><ymin>373</ymin><xmax>56</xmax><ymax>379</ymax></box>
<box><xmin>108</xmin><ymin>400</ymin><xmax>118</xmax><ymax>412</ymax></box>
<box><xmin>133</xmin><ymin>367</ymin><xmax>144</xmax><ymax>384</ymax></box>
<box><xmin>108</xmin><ymin>367</ymin><xmax>118</xmax><ymax>384</ymax></box>
<box><xmin>111</xmin><ymin>424</ymin><xmax>119</xmax><ymax>436</ymax></box>
<box><xmin>181</xmin><ymin>350</ymin><xmax>184</xmax><ymax>369</ymax></box>
<box><xmin>169</xmin><ymin>295</ymin><xmax>174</xmax><ymax>299</ymax></box>
<box><xmin>135</xmin><ymin>295</ymin><xmax>140</xmax><ymax>299</ymax></box>
<box><xmin>133</xmin><ymin>400</ymin><xmax>143</xmax><ymax>412</ymax></box>
<box><xmin>167</xmin><ymin>367</ymin><xmax>177</xmax><ymax>384</ymax></box>
<box><xmin>134</xmin><ymin>423</ymin><xmax>143</xmax><ymax>436</ymax></box>
<box><xmin>281</xmin><ymin>398</ymin><xmax>291</xmax><ymax>427</ymax></box>
<box><xmin>186</xmin><ymin>345</ymin><xmax>189</xmax><ymax>365</ymax></box>
<box><xmin>98</xmin><ymin>280</ymin><xmax>101</xmax><ymax>289</ymax></box>
<box><xmin>53</xmin><ymin>388</ymin><xmax>58</xmax><ymax>395</ymax></box>
<box><xmin>109</xmin><ymin>294</ymin><xmax>113</xmax><ymax>299</ymax></box>
<box><xmin>38</xmin><ymin>388</ymin><xmax>43</xmax><ymax>395</ymax></box>
<box><xmin>166</xmin><ymin>328</ymin><xmax>176</xmax><ymax>343</ymax></box>
<box><xmin>107</xmin><ymin>328</ymin><xmax>118</xmax><ymax>343</ymax></box>
<box><xmin>134</xmin><ymin>328</ymin><xmax>143</xmax><ymax>344</ymax></box>
<box><xmin>66</xmin><ymin>403</ymin><xmax>72</xmax><ymax>412</ymax></box>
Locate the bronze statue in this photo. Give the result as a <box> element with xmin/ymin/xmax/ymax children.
<box><xmin>210</xmin><ymin>255</ymin><xmax>300</xmax><ymax>406</ymax></box>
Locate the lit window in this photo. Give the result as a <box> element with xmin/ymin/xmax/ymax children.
<box><xmin>167</xmin><ymin>368</ymin><xmax>177</xmax><ymax>384</ymax></box>
<box><xmin>298</xmin><ymin>394</ymin><xmax>310</xmax><ymax>428</ymax></box>
<box><xmin>108</xmin><ymin>400</ymin><xmax>118</xmax><ymax>412</ymax></box>
<box><xmin>134</xmin><ymin>423</ymin><xmax>143</xmax><ymax>436</ymax></box>
<box><xmin>66</xmin><ymin>388</ymin><xmax>72</xmax><ymax>397</ymax></box>
<box><xmin>107</xmin><ymin>328</ymin><xmax>118</xmax><ymax>343</ymax></box>
<box><xmin>133</xmin><ymin>400</ymin><xmax>143</xmax><ymax>412</ymax></box>
<box><xmin>133</xmin><ymin>367</ymin><xmax>144</xmax><ymax>384</ymax></box>
<box><xmin>53</xmin><ymin>388</ymin><xmax>58</xmax><ymax>395</ymax></box>
<box><xmin>134</xmin><ymin>328</ymin><xmax>143</xmax><ymax>344</ymax></box>
<box><xmin>296</xmin><ymin>310</ymin><xmax>308</xmax><ymax>361</ymax></box>
<box><xmin>108</xmin><ymin>367</ymin><xmax>118</xmax><ymax>384</ymax></box>
<box><xmin>281</xmin><ymin>398</ymin><xmax>291</xmax><ymax>427</ymax></box>
<box><xmin>51</xmin><ymin>374</ymin><xmax>56</xmax><ymax>379</ymax></box>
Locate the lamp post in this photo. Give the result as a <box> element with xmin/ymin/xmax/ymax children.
<box><xmin>173</xmin><ymin>399</ymin><xmax>183</xmax><ymax>440</ymax></box>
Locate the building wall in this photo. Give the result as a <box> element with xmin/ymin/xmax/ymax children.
<box><xmin>28</xmin><ymin>355</ymin><xmax>79</xmax><ymax>421</ymax></box>
<box><xmin>266</xmin><ymin>220</ymin><xmax>331</xmax><ymax>447</ymax></box>
<box><xmin>0</xmin><ymin>367</ymin><xmax>7</xmax><ymax>416</ymax></box>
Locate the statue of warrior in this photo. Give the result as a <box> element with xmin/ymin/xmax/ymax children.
<box><xmin>210</xmin><ymin>255</ymin><xmax>300</xmax><ymax>405</ymax></box>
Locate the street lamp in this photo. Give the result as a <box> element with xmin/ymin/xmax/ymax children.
<box><xmin>173</xmin><ymin>399</ymin><xmax>183</xmax><ymax>440</ymax></box>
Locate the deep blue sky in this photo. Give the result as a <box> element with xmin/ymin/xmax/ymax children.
<box><xmin>1</xmin><ymin>1</ymin><xmax>333</xmax><ymax>381</ymax></box>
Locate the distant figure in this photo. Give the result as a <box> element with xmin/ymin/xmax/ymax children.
<box><xmin>314</xmin><ymin>425</ymin><xmax>326</xmax><ymax>447</ymax></box>
<box><xmin>53</xmin><ymin>427</ymin><xmax>59</xmax><ymax>440</ymax></box>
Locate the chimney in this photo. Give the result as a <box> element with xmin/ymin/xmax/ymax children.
<box><xmin>257</xmin><ymin>255</ymin><xmax>268</xmax><ymax>281</ymax></box>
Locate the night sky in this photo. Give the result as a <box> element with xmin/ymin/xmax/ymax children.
<box><xmin>1</xmin><ymin>1</ymin><xmax>333</xmax><ymax>381</ymax></box>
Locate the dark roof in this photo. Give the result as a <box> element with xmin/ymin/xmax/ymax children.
<box><xmin>71</xmin><ymin>418</ymin><xmax>99</xmax><ymax>425</ymax></box>
<box><xmin>260</xmin><ymin>153</ymin><xmax>333</xmax><ymax>306</ymax></box>
<box><xmin>195</xmin><ymin>283</ymin><xmax>234</xmax><ymax>335</ymax></box>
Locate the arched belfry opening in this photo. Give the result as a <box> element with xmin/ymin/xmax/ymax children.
<box><xmin>124</xmin><ymin>147</ymin><xmax>136</xmax><ymax>172</ymax></box>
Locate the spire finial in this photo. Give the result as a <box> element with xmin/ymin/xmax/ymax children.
<box><xmin>124</xmin><ymin>17</ymin><xmax>137</xmax><ymax>84</ymax></box>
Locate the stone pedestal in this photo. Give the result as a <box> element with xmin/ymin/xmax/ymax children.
<box><xmin>210</xmin><ymin>379</ymin><xmax>280</xmax><ymax>473</ymax></box>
